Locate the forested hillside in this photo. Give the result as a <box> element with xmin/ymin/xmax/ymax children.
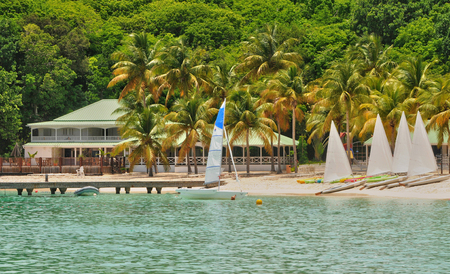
<box><xmin>1</xmin><ymin>0</ymin><xmax>450</xmax><ymax>159</ymax></box>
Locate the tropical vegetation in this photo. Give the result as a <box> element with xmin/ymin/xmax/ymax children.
<box><xmin>3</xmin><ymin>0</ymin><xmax>450</xmax><ymax>172</ymax></box>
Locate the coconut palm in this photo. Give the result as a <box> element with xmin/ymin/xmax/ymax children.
<box><xmin>163</xmin><ymin>94</ymin><xmax>215</xmax><ymax>174</ymax></box>
<box><xmin>227</xmin><ymin>89</ymin><xmax>276</xmax><ymax>174</ymax></box>
<box><xmin>393</xmin><ymin>56</ymin><xmax>438</xmax><ymax>98</ymax></box>
<box><xmin>108</xmin><ymin>32</ymin><xmax>162</xmax><ymax>106</ymax></box>
<box><xmin>263</xmin><ymin>66</ymin><xmax>305</xmax><ymax>173</ymax></box>
<box><xmin>113</xmin><ymin>105</ymin><xmax>169</xmax><ymax>177</ymax></box>
<box><xmin>423</xmin><ymin>75</ymin><xmax>450</xmax><ymax>148</ymax></box>
<box><xmin>348</xmin><ymin>34</ymin><xmax>395</xmax><ymax>78</ymax></box>
<box><xmin>359</xmin><ymin>78</ymin><xmax>411</xmax><ymax>151</ymax></box>
<box><xmin>322</xmin><ymin>61</ymin><xmax>367</xmax><ymax>161</ymax></box>
<box><xmin>236</xmin><ymin>24</ymin><xmax>302</xmax><ymax>83</ymax></box>
<box><xmin>156</xmin><ymin>37</ymin><xmax>211</xmax><ymax>105</ymax></box>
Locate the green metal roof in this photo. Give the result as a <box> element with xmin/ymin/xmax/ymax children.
<box><xmin>364</xmin><ymin>129</ymin><xmax>444</xmax><ymax>146</ymax></box>
<box><xmin>24</xmin><ymin>142</ymin><xmax>121</xmax><ymax>147</ymax></box>
<box><xmin>28</xmin><ymin>99</ymin><xmax>122</xmax><ymax>127</ymax></box>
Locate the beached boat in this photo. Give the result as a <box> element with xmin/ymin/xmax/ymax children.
<box><xmin>323</xmin><ymin>121</ymin><xmax>353</xmax><ymax>183</ymax></box>
<box><xmin>74</xmin><ymin>186</ymin><xmax>99</xmax><ymax>196</ymax></box>
<box><xmin>367</xmin><ymin>114</ymin><xmax>393</xmax><ymax>177</ymax></box>
<box><xmin>363</xmin><ymin>176</ymin><xmax>407</xmax><ymax>189</ymax></box>
<box><xmin>177</xmin><ymin>100</ymin><xmax>247</xmax><ymax>200</ymax></box>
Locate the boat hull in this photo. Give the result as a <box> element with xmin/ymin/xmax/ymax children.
<box><xmin>176</xmin><ymin>188</ymin><xmax>247</xmax><ymax>200</ymax></box>
<box><xmin>74</xmin><ymin>186</ymin><xmax>99</xmax><ymax>196</ymax></box>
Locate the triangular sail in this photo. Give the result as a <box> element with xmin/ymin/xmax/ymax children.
<box><xmin>204</xmin><ymin>100</ymin><xmax>226</xmax><ymax>185</ymax></box>
<box><xmin>324</xmin><ymin>121</ymin><xmax>352</xmax><ymax>183</ymax></box>
<box><xmin>392</xmin><ymin>112</ymin><xmax>412</xmax><ymax>173</ymax></box>
<box><xmin>407</xmin><ymin>111</ymin><xmax>437</xmax><ymax>176</ymax></box>
<box><xmin>367</xmin><ymin>114</ymin><xmax>393</xmax><ymax>176</ymax></box>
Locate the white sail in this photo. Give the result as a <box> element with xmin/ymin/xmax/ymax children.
<box><xmin>204</xmin><ymin>100</ymin><xmax>226</xmax><ymax>185</ymax></box>
<box><xmin>324</xmin><ymin>121</ymin><xmax>352</xmax><ymax>183</ymax></box>
<box><xmin>367</xmin><ymin>114</ymin><xmax>393</xmax><ymax>176</ymax></box>
<box><xmin>407</xmin><ymin>111</ymin><xmax>437</xmax><ymax>176</ymax></box>
<box><xmin>392</xmin><ymin>112</ymin><xmax>412</xmax><ymax>173</ymax></box>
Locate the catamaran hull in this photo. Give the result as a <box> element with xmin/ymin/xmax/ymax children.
<box><xmin>177</xmin><ymin>188</ymin><xmax>247</xmax><ymax>200</ymax></box>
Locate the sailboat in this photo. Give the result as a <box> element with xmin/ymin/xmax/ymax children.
<box><xmin>323</xmin><ymin>121</ymin><xmax>353</xmax><ymax>183</ymax></box>
<box><xmin>407</xmin><ymin>111</ymin><xmax>437</xmax><ymax>177</ymax></box>
<box><xmin>392</xmin><ymin>112</ymin><xmax>412</xmax><ymax>173</ymax></box>
<box><xmin>176</xmin><ymin>100</ymin><xmax>247</xmax><ymax>199</ymax></box>
<box><xmin>366</xmin><ymin>114</ymin><xmax>393</xmax><ymax>176</ymax></box>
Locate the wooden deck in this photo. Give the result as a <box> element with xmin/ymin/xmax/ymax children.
<box><xmin>0</xmin><ymin>180</ymin><xmax>219</xmax><ymax>195</ymax></box>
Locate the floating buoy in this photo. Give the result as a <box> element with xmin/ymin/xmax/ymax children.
<box><xmin>256</xmin><ymin>199</ymin><xmax>262</xmax><ymax>205</ymax></box>
<box><xmin>35</xmin><ymin>190</ymin><xmax>38</xmax><ymax>193</ymax></box>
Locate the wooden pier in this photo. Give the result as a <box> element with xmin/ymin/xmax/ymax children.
<box><xmin>0</xmin><ymin>180</ymin><xmax>218</xmax><ymax>195</ymax></box>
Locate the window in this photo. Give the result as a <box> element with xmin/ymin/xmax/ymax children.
<box><xmin>62</xmin><ymin>128</ymin><xmax>74</xmax><ymax>136</ymax></box>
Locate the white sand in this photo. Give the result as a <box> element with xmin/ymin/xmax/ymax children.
<box><xmin>1</xmin><ymin>172</ymin><xmax>450</xmax><ymax>199</ymax></box>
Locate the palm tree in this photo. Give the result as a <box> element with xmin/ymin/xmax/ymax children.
<box><xmin>359</xmin><ymin>78</ymin><xmax>411</xmax><ymax>151</ymax></box>
<box><xmin>263</xmin><ymin>66</ymin><xmax>305</xmax><ymax>173</ymax></box>
<box><xmin>156</xmin><ymin>37</ymin><xmax>211</xmax><ymax>105</ymax></box>
<box><xmin>113</xmin><ymin>105</ymin><xmax>169</xmax><ymax>177</ymax></box>
<box><xmin>348</xmin><ymin>34</ymin><xmax>395</xmax><ymax>78</ymax></box>
<box><xmin>108</xmin><ymin>32</ymin><xmax>162</xmax><ymax>106</ymax></box>
<box><xmin>424</xmin><ymin>75</ymin><xmax>450</xmax><ymax>148</ymax></box>
<box><xmin>163</xmin><ymin>94</ymin><xmax>215</xmax><ymax>174</ymax></box>
<box><xmin>227</xmin><ymin>89</ymin><xmax>276</xmax><ymax>174</ymax></box>
<box><xmin>394</xmin><ymin>56</ymin><xmax>438</xmax><ymax>98</ymax></box>
<box><xmin>322</xmin><ymin>61</ymin><xmax>367</xmax><ymax>162</ymax></box>
<box><xmin>236</xmin><ymin>24</ymin><xmax>302</xmax><ymax>83</ymax></box>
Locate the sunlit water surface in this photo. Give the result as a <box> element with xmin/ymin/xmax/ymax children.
<box><xmin>1</xmin><ymin>191</ymin><xmax>450</xmax><ymax>273</ymax></box>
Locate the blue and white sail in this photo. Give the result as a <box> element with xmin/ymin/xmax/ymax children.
<box><xmin>204</xmin><ymin>100</ymin><xmax>226</xmax><ymax>185</ymax></box>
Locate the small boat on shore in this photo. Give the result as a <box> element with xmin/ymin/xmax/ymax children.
<box><xmin>74</xmin><ymin>186</ymin><xmax>99</xmax><ymax>196</ymax></box>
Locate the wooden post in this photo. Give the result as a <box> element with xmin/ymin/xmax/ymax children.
<box><xmin>39</xmin><ymin>157</ymin><xmax>42</xmax><ymax>174</ymax></box>
<box><xmin>59</xmin><ymin>157</ymin><xmax>62</xmax><ymax>173</ymax></box>
<box><xmin>18</xmin><ymin>157</ymin><xmax>22</xmax><ymax>173</ymax></box>
<box><xmin>0</xmin><ymin>157</ymin><xmax>2</xmax><ymax>173</ymax></box>
<box><xmin>100</xmin><ymin>156</ymin><xmax>103</xmax><ymax>175</ymax></box>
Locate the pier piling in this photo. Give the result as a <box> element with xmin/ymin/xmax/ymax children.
<box><xmin>17</xmin><ymin>189</ymin><xmax>23</xmax><ymax>195</ymax></box>
<box><xmin>156</xmin><ymin>187</ymin><xmax>162</xmax><ymax>194</ymax></box>
<box><xmin>146</xmin><ymin>187</ymin><xmax>153</xmax><ymax>194</ymax></box>
<box><xmin>50</xmin><ymin>188</ymin><xmax>57</xmax><ymax>194</ymax></box>
<box><xmin>26</xmin><ymin>188</ymin><xmax>33</xmax><ymax>196</ymax></box>
<box><xmin>125</xmin><ymin>187</ymin><xmax>130</xmax><ymax>194</ymax></box>
<box><xmin>115</xmin><ymin>187</ymin><xmax>121</xmax><ymax>194</ymax></box>
<box><xmin>59</xmin><ymin>188</ymin><xmax>67</xmax><ymax>194</ymax></box>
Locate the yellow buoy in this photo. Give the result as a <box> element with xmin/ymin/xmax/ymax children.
<box><xmin>256</xmin><ymin>199</ymin><xmax>262</xmax><ymax>205</ymax></box>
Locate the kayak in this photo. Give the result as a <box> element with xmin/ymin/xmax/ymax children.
<box><xmin>297</xmin><ymin>177</ymin><xmax>322</xmax><ymax>184</ymax></box>
<box><xmin>365</xmin><ymin>175</ymin><xmax>397</xmax><ymax>183</ymax></box>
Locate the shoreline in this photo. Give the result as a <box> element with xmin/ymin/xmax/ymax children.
<box><xmin>1</xmin><ymin>173</ymin><xmax>449</xmax><ymax>200</ymax></box>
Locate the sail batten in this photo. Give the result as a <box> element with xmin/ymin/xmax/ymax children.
<box><xmin>392</xmin><ymin>112</ymin><xmax>412</xmax><ymax>173</ymax></box>
<box><xmin>407</xmin><ymin>111</ymin><xmax>437</xmax><ymax>176</ymax></box>
<box><xmin>204</xmin><ymin>100</ymin><xmax>226</xmax><ymax>185</ymax></box>
<box><xmin>324</xmin><ymin>121</ymin><xmax>352</xmax><ymax>183</ymax></box>
<box><xmin>367</xmin><ymin>114</ymin><xmax>393</xmax><ymax>176</ymax></box>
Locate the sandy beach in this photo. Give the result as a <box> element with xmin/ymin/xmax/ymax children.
<box><xmin>1</xmin><ymin>172</ymin><xmax>450</xmax><ymax>200</ymax></box>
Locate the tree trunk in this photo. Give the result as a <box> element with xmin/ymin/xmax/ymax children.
<box><xmin>193</xmin><ymin>145</ymin><xmax>198</xmax><ymax>174</ymax></box>
<box><xmin>270</xmin><ymin>114</ymin><xmax>275</xmax><ymax>173</ymax></box>
<box><xmin>148</xmin><ymin>164</ymin><xmax>153</xmax><ymax>177</ymax></box>
<box><xmin>346</xmin><ymin>110</ymin><xmax>351</xmax><ymax>165</ymax></box>
<box><xmin>227</xmin><ymin>148</ymin><xmax>232</xmax><ymax>173</ymax></box>
<box><xmin>391</xmin><ymin>125</ymin><xmax>395</xmax><ymax>154</ymax></box>
<box><xmin>277</xmin><ymin>118</ymin><xmax>282</xmax><ymax>174</ymax></box>
<box><xmin>186</xmin><ymin>132</ymin><xmax>192</xmax><ymax>174</ymax></box>
<box><xmin>246</xmin><ymin>129</ymin><xmax>250</xmax><ymax>174</ymax></box>
<box><xmin>154</xmin><ymin>161</ymin><xmax>158</xmax><ymax>174</ymax></box>
<box><xmin>292</xmin><ymin>107</ymin><xmax>298</xmax><ymax>173</ymax></box>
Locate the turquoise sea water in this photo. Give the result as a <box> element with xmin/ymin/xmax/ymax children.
<box><xmin>1</xmin><ymin>192</ymin><xmax>450</xmax><ymax>273</ymax></box>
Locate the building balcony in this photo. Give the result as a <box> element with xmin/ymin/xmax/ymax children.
<box><xmin>31</xmin><ymin>136</ymin><xmax>123</xmax><ymax>142</ymax></box>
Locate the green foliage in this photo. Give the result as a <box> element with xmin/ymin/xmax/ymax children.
<box><xmin>0</xmin><ymin>68</ymin><xmax>22</xmax><ymax>156</ymax></box>
<box><xmin>296</xmin><ymin>136</ymin><xmax>309</xmax><ymax>164</ymax></box>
